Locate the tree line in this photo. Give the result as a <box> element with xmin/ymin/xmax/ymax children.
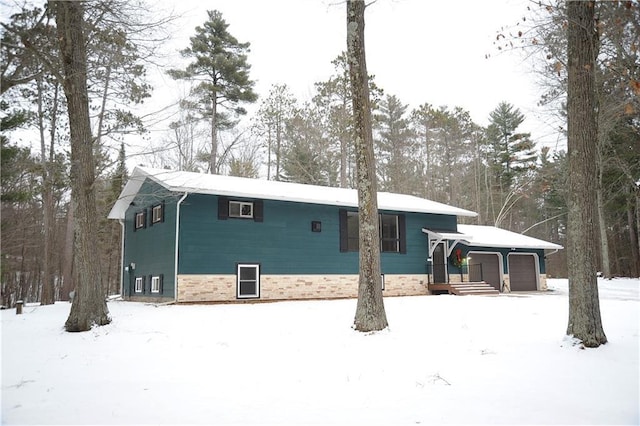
<box><xmin>1</xmin><ymin>1</ymin><xmax>638</xmax><ymax>330</ymax></box>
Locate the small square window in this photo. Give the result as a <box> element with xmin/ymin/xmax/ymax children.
<box><xmin>135</xmin><ymin>277</ymin><xmax>143</xmax><ymax>293</ymax></box>
<box><xmin>135</xmin><ymin>211</ymin><xmax>145</xmax><ymax>229</ymax></box>
<box><xmin>151</xmin><ymin>276</ymin><xmax>161</xmax><ymax>293</ymax></box>
<box><xmin>311</xmin><ymin>221</ymin><xmax>322</xmax><ymax>232</ymax></box>
<box><xmin>229</xmin><ymin>201</ymin><xmax>253</xmax><ymax>218</ymax></box>
<box><xmin>152</xmin><ymin>204</ymin><xmax>163</xmax><ymax>224</ymax></box>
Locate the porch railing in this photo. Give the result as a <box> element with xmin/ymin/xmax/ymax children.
<box><xmin>425</xmin><ymin>263</ymin><xmax>483</xmax><ymax>284</ymax></box>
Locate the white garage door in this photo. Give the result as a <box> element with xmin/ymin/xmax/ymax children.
<box><xmin>508</xmin><ymin>254</ymin><xmax>538</xmax><ymax>291</ymax></box>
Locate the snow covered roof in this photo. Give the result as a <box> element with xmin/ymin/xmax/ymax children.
<box><xmin>456</xmin><ymin>224</ymin><xmax>563</xmax><ymax>250</ymax></box>
<box><xmin>108</xmin><ymin>166</ymin><xmax>477</xmax><ymax>220</ymax></box>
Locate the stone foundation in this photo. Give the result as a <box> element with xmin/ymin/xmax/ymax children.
<box><xmin>177</xmin><ymin>274</ymin><xmax>429</xmax><ymax>303</ymax></box>
<box><xmin>176</xmin><ymin>273</ymin><xmax>549</xmax><ymax>302</ymax></box>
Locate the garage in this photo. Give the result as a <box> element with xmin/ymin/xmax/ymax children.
<box><xmin>508</xmin><ymin>254</ymin><xmax>538</xmax><ymax>291</ymax></box>
<box><xmin>468</xmin><ymin>253</ymin><xmax>501</xmax><ymax>291</ymax></box>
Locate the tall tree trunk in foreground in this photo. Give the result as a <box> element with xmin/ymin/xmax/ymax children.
<box><xmin>347</xmin><ymin>0</ymin><xmax>388</xmax><ymax>332</ymax></box>
<box><xmin>565</xmin><ymin>0</ymin><xmax>606</xmax><ymax>347</ymax></box>
<box><xmin>54</xmin><ymin>0</ymin><xmax>111</xmax><ymax>331</ymax></box>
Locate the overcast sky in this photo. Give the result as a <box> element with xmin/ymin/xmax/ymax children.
<box><xmin>1</xmin><ymin>0</ymin><xmax>565</xmax><ymax>156</ymax></box>
<box><xmin>147</xmin><ymin>0</ymin><xmax>564</xmax><ymax>151</ymax></box>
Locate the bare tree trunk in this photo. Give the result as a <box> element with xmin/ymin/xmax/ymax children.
<box><xmin>347</xmin><ymin>0</ymin><xmax>388</xmax><ymax>332</ymax></box>
<box><xmin>60</xmin><ymin>203</ymin><xmax>75</xmax><ymax>301</ymax></box>
<box><xmin>275</xmin><ymin>119</ymin><xmax>281</xmax><ymax>181</ymax></box>
<box><xmin>36</xmin><ymin>77</ymin><xmax>56</xmax><ymax>305</ymax></box>
<box><xmin>55</xmin><ymin>0</ymin><xmax>111</xmax><ymax>331</ymax></box>
<box><xmin>596</xmin><ymin>186</ymin><xmax>611</xmax><ymax>278</ymax></box>
<box><xmin>266</xmin><ymin>127</ymin><xmax>272</xmax><ymax>180</ymax></box>
<box><xmin>631</xmin><ymin>190</ymin><xmax>640</xmax><ymax>277</ymax></box>
<box><xmin>566</xmin><ymin>0</ymin><xmax>606</xmax><ymax>347</ymax></box>
<box><xmin>340</xmin><ymin>96</ymin><xmax>349</xmax><ymax>188</ymax></box>
<box><xmin>210</xmin><ymin>96</ymin><xmax>218</xmax><ymax>173</ymax></box>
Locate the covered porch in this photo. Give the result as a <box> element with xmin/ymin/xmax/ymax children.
<box><xmin>422</xmin><ymin>228</ymin><xmax>499</xmax><ymax>295</ymax></box>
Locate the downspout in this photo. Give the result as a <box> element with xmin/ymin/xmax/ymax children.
<box><xmin>545</xmin><ymin>249</ymin><xmax>560</xmax><ymax>258</ymax></box>
<box><xmin>174</xmin><ymin>192</ymin><xmax>189</xmax><ymax>302</ymax></box>
<box><xmin>118</xmin><ymin>219</ymin><xmax>125</xmax><ymax>298</ymax></box>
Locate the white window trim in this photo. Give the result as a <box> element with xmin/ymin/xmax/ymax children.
<box><xmin>237</xmin><ymin>264</ymin><xmax>260</xmax><ymax>299</ymax></box>
<box><xmin>151</xmin><ymin>276</ymin><xmax>161</xmax><ymax>293</ymax></box>
<box><xmin>229</xmin><ymin>201</ymin><xmax>254</xmax><ymax>219</ymax></box>
<box><xmin>134</xmin><ymin>277</ymin><xmax>143</xmax><ymax>293</ymax></box>
<box><xmin>152</xmin><ymin>204</ymin><xmax>162</xmax><ymax>223</ymax></box>
<box><xmin>380</xmin><ymin>214</ymin><xmax>400</xmax><ymax>253</ymax></box>
<box><xmin>135</xmin><ymin>212</ymin><xmax>145</xmax><ymax>229</ymax></box>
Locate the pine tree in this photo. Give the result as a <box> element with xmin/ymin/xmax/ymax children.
<box><xmin>253</xmin><ymin>84</ymin><xmax>296</xmax><ymax>181</ymax></box>
<box><xmin>486</xmin><ymin>102</ymin><xmax>537</xmax><ymax>227</ymax></box>
<box><xmin>168</xmin><ymin>10</ymin><xmax>257</xmax><ymax>174</ymax></box>
<box><xmin>375</xmin><ymin>94</ymin><xmax>417</xmax><ymax>194</ymax></box>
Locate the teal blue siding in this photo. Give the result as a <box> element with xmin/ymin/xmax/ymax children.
<box><xmin>178</xmin><ymin>194</ymin><xmax>454</xmax><ymax>275</ymax></box>
<box><xmin>122</xmin><ymin>179</ymin><xmax>177</xmax><ymax>298</ymax></box>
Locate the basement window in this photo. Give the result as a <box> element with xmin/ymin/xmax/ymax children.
<box><xmin>237</xmin><ymin>264</ymin><xmax>260</xmax><ymax>299</ymax></box>
<box><xmin>135</xmin><ymin>277</ymin><xmax>143</xmax><ymax>293</ymax></box>
<box><xmin>151</xmin><ymin>275</ymin><xmax>162</xmax><ymax>293</ymax></box>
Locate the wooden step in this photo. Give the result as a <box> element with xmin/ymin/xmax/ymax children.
<box><xmin>450</xmin><ymin>282</ymin><xmax>499</xmax><ymax>296</ymax></box>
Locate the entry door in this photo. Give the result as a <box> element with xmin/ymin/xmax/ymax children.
<box><xmin>433</xmin><ymin>243</ymin><xmax>447</xmax><ymax>283</ymax></box>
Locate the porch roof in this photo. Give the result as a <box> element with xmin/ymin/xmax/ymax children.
<box><xmin>421</xmin><ymin>228</ymin><xmax>472</xmax><ymax>257</ymax></box>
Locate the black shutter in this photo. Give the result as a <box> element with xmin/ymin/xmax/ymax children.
<box><xmin>160</xmin><ymin>201</ymin><xmax>165</xmax><ymax>223</ymax></box>
<box><xmin>218</xmin><ymin>196</ymin><xmax>229</xmax><ymax>220</ymax></box>
<box><xmin>398</xmin><ymin>214</ymin><xmax>407</xmax><ymax>254</ymax></box>
<box><xmin>149</xmin><ymin>207</ymin><xmax>154</xmax><ymax>227</ymax></box>
<box><xmin>159</xmin><ymin>274</ymin><xmax>164</xmax><ymax>294</ymax></box>
<box><xmin>145</xmin><ymin>209</ymin><xmax>149</xmax><ymax>228</ymax></box>
<box><xmin>253</xmin><ymin>200</ymin><xmax>264</xmax><ymax>222</ymax></box>
<box><xmin>339</xmin><ymin>209</ymin><xmax>348</xmax><ymax>252</ymax></box>
<box><xmin>142</xmin><ymin>276</ymin><xmax>146</xmax><ymax>294</ymax></box>
<box><xmin>149</xmin><ymin>275</ymin><xmax>153</xmax><ymax>293</ymax></box>
<box><xmin>133</xmin><ymin>213</ymin><xmax>137</xmax><ymax>232</ymax></box>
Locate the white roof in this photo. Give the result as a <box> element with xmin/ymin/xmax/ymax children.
<box><xmin>456</xmin><ymin>224</ymin><xmax>563</xmax><ymax>250</ymax></box>
<box><xmin>108</xmin><ymin>167</ymin><xmax>477</xmax><ymax>220</ymax></box>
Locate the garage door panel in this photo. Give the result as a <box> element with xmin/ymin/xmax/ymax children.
<box><xmin>508</xmin><ymin>255</ymin><xmax>537</xmax><ymax>291</ymax></box>
<box><xmin>469</xmin><ymin>253</ymin><xmax>501</xmax><ymax>291</ymax></box>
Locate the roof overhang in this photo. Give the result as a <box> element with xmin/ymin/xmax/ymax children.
<box><xmin>456</xmin><ymin>224</ymin><xmax>563</xmax><ymax>251</ymax></box>
<box><xmin>108</xmin><ymin>166</ymin><xmax>479</xmax><ymax>220</ymax></box>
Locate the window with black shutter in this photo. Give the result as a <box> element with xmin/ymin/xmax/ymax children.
<box><xmin>151</xmin><ymin>202</ymin><xmax>164</xmax><ymax>225</ymax></box>
<box><xmin>338</xmin><ymin>211</ymin><xmax>406</xmax><ymax>253</ymax></box>
<box><xmin>134</xmin><ymin>210</ymin><xmax>146</xmax><ymax>231</ymax></box>
<box><xmin>219</xmin><ymin>197</ymin><xmax>264</xmax><ymax>222</ymax></box>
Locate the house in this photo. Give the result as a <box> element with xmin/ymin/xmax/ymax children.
<box><xmin>107</xmin><ymin>167</ymin><xmax>563</xmax><ymax>302</ymax></box>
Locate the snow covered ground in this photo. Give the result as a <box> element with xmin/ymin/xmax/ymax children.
<box><xmin>2</xmin><ymin>278</ymin><xmax>638</xmax><ymax>425</ymax></box>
